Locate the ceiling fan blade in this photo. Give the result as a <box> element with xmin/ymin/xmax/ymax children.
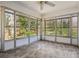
<box><xmin>45</xmin><ymin>1</ymin><xmax>55</xmax><ymax>7</ymax></box>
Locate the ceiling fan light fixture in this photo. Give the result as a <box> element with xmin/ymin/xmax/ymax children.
<box><xmin>45</xmin><ymin>1</ymin><xmax>55</xmax><ymax>7</ymax></box>
<box><xmin>39</xmin><ymin>1</ymin><xmax>55</xmax><ymax>11</ymax></box>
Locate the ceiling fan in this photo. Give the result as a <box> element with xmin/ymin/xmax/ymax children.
<box><xmin>39</xmin><ymin>1</ymin><xmax>55</xmax><ymax>10</ymax></box>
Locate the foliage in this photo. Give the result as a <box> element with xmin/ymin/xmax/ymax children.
<box><xmin>18</xmin><ymin>16</ymin><xmax>28</xmax><ymax>35</ymax></box>
<box><xmin>17</xmin><ymin>16</ymin><xmax>36</xmax><ymax>36</ymax></box>
<box><xmin>46</xmin><ymin>20</ymin><xmax>77</xmax><ymax>38</ymax></box>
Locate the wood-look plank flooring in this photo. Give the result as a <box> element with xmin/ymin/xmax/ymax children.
<box><xmin>0</xmin><ymin>40</ymin><xmax>79</xmax><ymax>58</ymax></box>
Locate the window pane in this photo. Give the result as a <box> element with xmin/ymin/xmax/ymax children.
<box><xmin>72</xmin><ymin>17</ymin><xmax>77</xmax><ymax>38</ymax></box>
<box><xmin>46</xmin><ymin>30</ymin><xmax>53</xmax><ymax>35</ymax></box>
<box><xmin>45</xmin><ymin>20</ymin><xmax>56</xmax><ymax>36</ymax></box>
<box><xmin>45</xmin><ymin>20</ymin><xmax>56</xmax><ymax>41</ymax></box>
<box><xmin>72</xmin><ymin>17</ymin><xmax>78</xmax><ymax>45</ymax></box>
<box><xmin>57</xmin><ymin>20</ymin><xmax>62</xmax><ymax>36</ymax></box>
<box><xmin>72</xmin><ymin>17</ymin><xmax>77</xmax><ymax>28</ymax></box>
<box><xmin>46</xmin><ymin>20</ymin><xmax>53</xmax><ymax>27</ymax></box>
<box><xmin>57</xmin><ymin>20</ymin><xmax>62</xmax><ymax>27</ymax></box>
<box><xmin>51</xmin><ymin>20</ymin><xmax>56</xmax><ymax>35</ymax></box>
<box><xmin>45</xmin><ymin>20</ymin><xmax>52</xmax><ymax>35</ymax></box>
<box><xmin>30</xmin><ymin>19</ymin><xmax>37</xmax><ymax>36</ymax></box>
<box><xmin>62</xmin><ymin>28</ymin><xmax>68</xmax><ymax>37</ymax></box>
<box><xmin>62</xmin><ymin>18</ymin><xmax>69</xmax><ymax>37</ymax></box>
<box><xmin>16</xmin><ymin>15</ymin><xmax>28</xmax><ymax>38</ymax></box>
<box><xmin>5</xmin><ymin>12</ymin><xmax>14</xmax><ymax>40</ymax></box>
<box><xmin>72</xmin><ymin>28</ymin><xmax>77</xmax><ymax>38</ymax></box>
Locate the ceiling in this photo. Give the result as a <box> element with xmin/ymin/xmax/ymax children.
<box><xmin>0</xmin><ymin>1</ymin><xmax>79</xmax><ymax>18</ymax></box>
<box><xmin>19</xmin><ymin>1</ymin><xmax>78</xmax><ymax>14</ymax></box>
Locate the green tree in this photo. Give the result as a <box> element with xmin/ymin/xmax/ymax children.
<box><xmin>18</xmin><ymin>16</ymin><xmax>28</xmax><ymax>35</ymax></box>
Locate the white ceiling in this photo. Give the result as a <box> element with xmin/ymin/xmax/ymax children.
<box><xmin>19</xmin><ymin>1</ymin><xmax>78</xmax><ymax>14</ymax></box>
<box><xmin>0</xmin><ymin>1</ymin><xmax>79</xmax><ymax>18</ymax></box>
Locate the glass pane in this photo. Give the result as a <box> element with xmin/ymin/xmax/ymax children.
<box><xmin>56</xmin><ymin>18</ymin><xmax>71</xmax><ymax>44</ymax></box>
<box><xmin>5</xmin><ymin>12</ymin><xmax>14</xmax><ymax>40</ymax></box>
<box><xmin>30</xmin><ymin>19</ymin><xmax>38</xmax><ymax>43</ymax></box>
<box><xmin>72</xmin><ymin>17</ymin><xmax>77</xmax><ymax>28</ymax></box>
<box><xmin>45</xmin><ymin>20</ymin><xmax>55</xmax><ymax>41</ymax></box>
<box><xmin>46</xmin><ymin>21</ymin><xmax>50</xmax><ymax>27</ymax></box>
<box><xmin>57</xmin><ymin>20</ymin><xmax>62</xmax><ymax>27</ymax></box>
<box><xmin>62</xmin><ymin>18</ymin><xmax>69</xmax><ymax>37</ymax></box>
<box><xmin>30</xmin><ymin>19</ymin><xmax>37</xmax><ymax>36</ymax></box>
<box><xmin>45</xmin><ymin>20</ymin><xmax>53</xmax><ymax>35</ymax></box>
<box><xmin>15</xmin><ymin>15</ymin><xmax>29</xmax><ymax>47</ymax></box>
<box><xmin>62</xmin><ymin>28</ymin><xmax>68</xmax><ymax>37</ymax></box>
<box><xmin>72</xmin><ymin>17</ymin><xmax>77</xmax><ymax>45</ymax></box>
<box><xmin>72</xmin><ymin>17</ymin><xmax>77</xmax><ymax>38</ymax></box>
<box><xmin>46</xmin><ymin>30</ymin><xmax>53</xmax><ymax>35</ymax></box>
<box><xmin>4</xmin><ymin>9</ymin><xmax>15</xmax><ymax>50</ymax></box>
<box><xmin>16</xmin><ymin>15</ymin><xmax>28</xmax><ymax>39</ymax></box>
<box><xmin>72</xmin><ymin>28</ymin><xmax>77</xmax><ymax>38</ymax></box>
<box><xmin>57</xmin><ymin>20</ymin><xmax>62</xmax><ymax>36</ymax></box>
<box><xmin>51</xmin><ymin>20</ymin><xmax>56</xmax><ymax>35</ymax></box>
<box><xmin>45</xmin><ymin>20</ymin><xmax>56</xmax><ymax>35</ymax></box>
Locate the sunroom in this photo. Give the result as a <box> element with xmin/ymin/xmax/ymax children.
<box><xmin>0</xmin><ymin>1</ymin><xmax>79</xmax><ymax>58</ymax></box>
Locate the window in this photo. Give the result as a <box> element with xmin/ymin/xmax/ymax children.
<box><xmin>72</xmin><ymin>17</ymin><xmax>77</xmax><ymax>39</ymax></box>
<box><xmin>56</xmin><ymin>19</ymin><xmax>62</xmax><ymax>36</ymax></box>
<box><xmin>45</xmin><ymin>20</ymin><xmax>52</xmax><ymax>35</ymax></box>
<box><xmin>62</xmin><ymin>18</ymin><xmax>69</xmax><ymax>37</ymax></box>
<box><xmin>30</xmin><ymin>19</ymin><xmax>37</xmax><ymax>36</ymax></box>
<box><xmin>16</xmin><ymin>15</ymin><xmax>28</xmax><ymax>39</ymax></box>
<box><xmin>51</xmin><ymin>20</ymin><xmax>56</xmax><ymax>35</ymax></box>
<box><xmin>5</xmin><ymin>9</ymin><xmax>14</xmax><ymax>40</ymax></box>
<box><xmin>45</xmin><ymin>20</ymin><xmax>56</xmax><ymax>36</ymax></box>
